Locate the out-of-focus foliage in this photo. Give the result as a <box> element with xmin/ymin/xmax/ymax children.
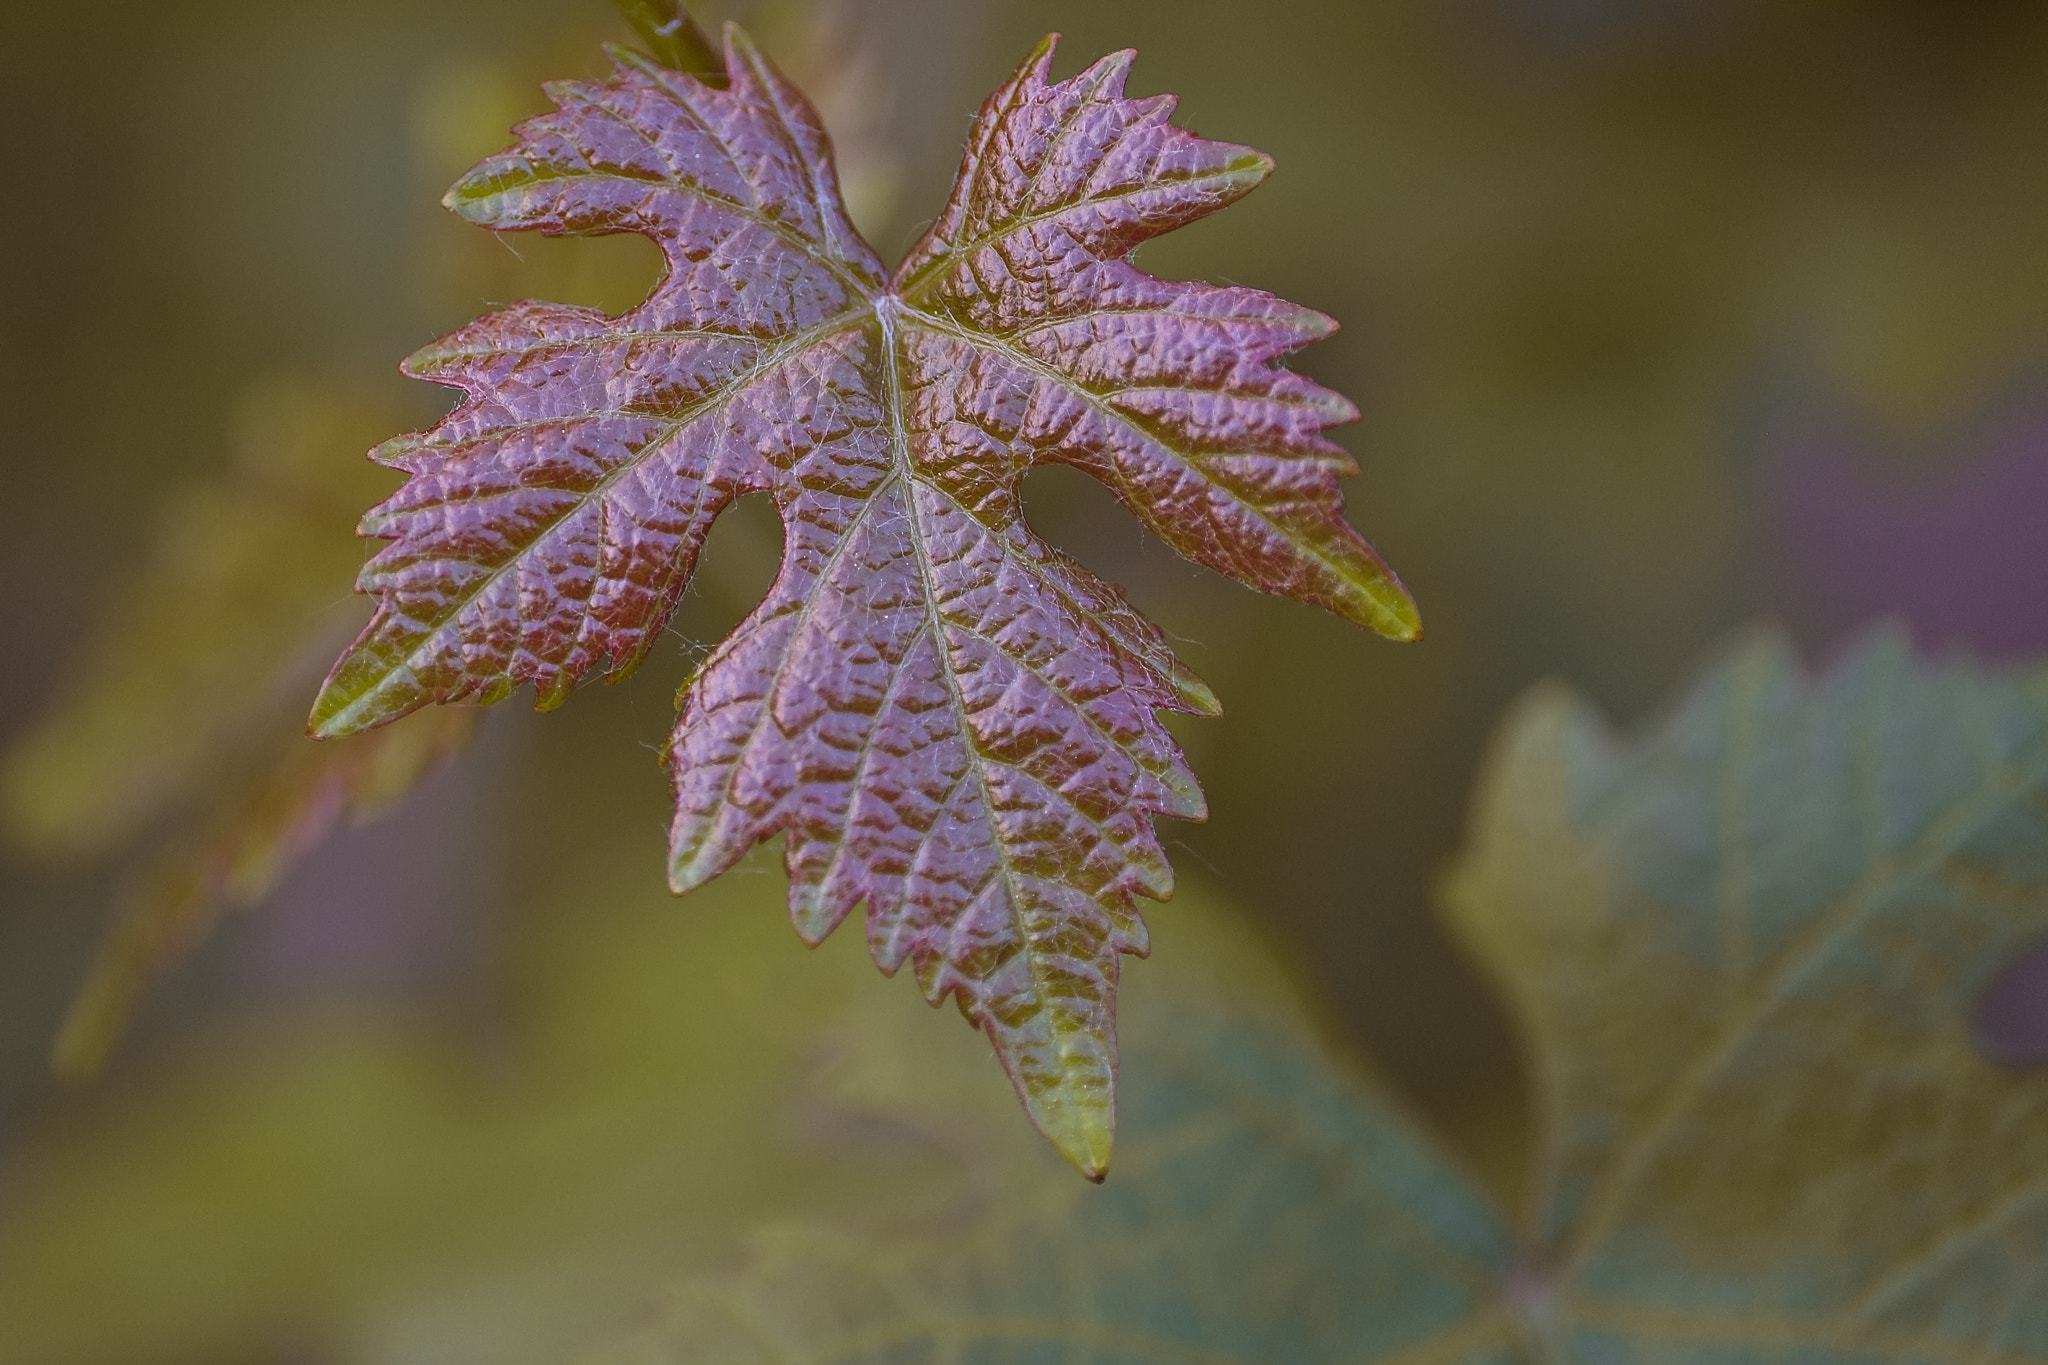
<box><xmin>0</xmin><ymin>379</ymin><xmax>479</xmax><ymax>1078</ymax></box>
<box><xmin>571</xmin><ymin>631</ymin><xmax>2048</xmax><ymax>1364</ymax></box>
<box><xmin>3</xmin><ymin>380</ymin><xmax>393</xmax><ymax>858</ymax></box>
<box><xmin>0</xmin><ymin>847</ymin><xmax>1111</xmax><ymax>1365</ymax></box>
<box><xmin>310</xmin><ymin>15</ymin><xmax>1414</xmax><ymax>1176</ymax></box>
<box><xmin>585</xmin><ymin>916</ymin><xmax>1505</xmax><ymax>1365</ymax></box>
<box><xmin>53</xmin><ymin>702</ymin><xmax>478</xmax><ymax>1082</ymax></box>
<box><xmin>1447</xmin><ymin>630</ymin><xmax>2048</xmax><ymax>1350</ymax></box>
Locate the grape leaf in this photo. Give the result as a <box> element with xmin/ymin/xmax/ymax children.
<box><xmin>1</xmin><ymin>379</ymin><xmax>479</xmax><ymax>1077</ymax></box>
<box><xmin>584</xmin><ymin>630</ymin><xmax>2048</xmax><ymax>1364</ymax></box>
<box><xmin>1445</xmin><ymin>629</ymin><xmax>2048</xmax><ymax>1354</ymax></box>
<box><xmin>307</xmin><ymin>19</ymin><xmax>1417</xmax><ymax>1175</ymax></box>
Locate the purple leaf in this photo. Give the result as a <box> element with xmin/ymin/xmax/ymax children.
<box><xmin>310</xmin><ymin>27</ymin><xmax>1415</xmax><ymax>1176</ymax></box>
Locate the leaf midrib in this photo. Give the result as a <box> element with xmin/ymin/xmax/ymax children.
<box><xmin>874</xmin><ymin>295</ymin><xmax>1072</xmax><ymax>1116</ymax></box>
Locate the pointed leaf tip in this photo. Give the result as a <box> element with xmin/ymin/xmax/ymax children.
<box><xmin>305</xmin><ymin>672</ymin><xmax>389</xmax><ymax>741</ymax></box>
<box><xmin>1388</xmin><ymin>598</ymin><xmax>1424</xmax><ymax>642</ymax></box>
<box><xmin>1026</xmin><ymin>33</ymin><xmax>1061</xmax><ymax>80</ymax></box>
<box><xmin>1328</xmin><ymin>559</ymin><xmax>1421</xmax><ymax>641</ymax></box>
<box><xmin>1027</xmin><ymin>1076</ymin><xmax>1116</xmax><ymax>1182</ymax></box>
<box><xmin>1180</xmin><ymin>672</ymin><xmax>1223</xmax><ymax>718</ymax></box>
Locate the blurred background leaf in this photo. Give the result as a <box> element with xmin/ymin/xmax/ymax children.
<box><xmin>5</xmin><ymin>630</ymin><xmax>2040</xmax><ymax>1365</ymax></box>
<box><xmin>48</xmin><ymin>701</ymin><xmax>480</xmax><ymax>1082</ymax></box>
<box><xmin>1</xmin><ymin>377</ymin><xmax>481</xmax><ymax>1078</ymax></box>
<box><xmin>2</xmin><ymin>377</ymin><xmax>398</xmax><ymax>860</ymax></box>
<box><xmin>0</xmin><ymin>848</ymin><xmax>1064</xmax><ymax>1365</ymax></box>
<box><xmin>1448</xmin><ymin>632</ymin><xmax>2048</xmax><ymax>1347</ymax></box>
<box><xmin>574</xmin><ymin>632</ymin><xmax>2048</xmax><ymax>1365</ymax></box>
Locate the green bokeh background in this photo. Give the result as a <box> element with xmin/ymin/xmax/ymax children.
<box><xmin>3</xmin><ymin>0</ymin><xmax>2046</xmax><ymax>1358</ymax></box>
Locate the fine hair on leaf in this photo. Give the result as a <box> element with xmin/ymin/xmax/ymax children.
<box><xmin>307</xmin><ymin>9</ymin><xmax>1416</xmax><ymax>1176</ymax></box>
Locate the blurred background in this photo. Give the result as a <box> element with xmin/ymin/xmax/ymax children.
<box><xmin>3</xmin><ymin>0</ymin><xmax>2047</xmax><ymax>1359</ymax></box>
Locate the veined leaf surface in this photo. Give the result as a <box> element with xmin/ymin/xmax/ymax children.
<box><xmin>310</xmin><ymin>22</ymin><xmax>1415</xmax><ymax>1175</ymax></box>
<box><xmin>1448</xmin><ymin>630</ymin><xmax>2048</xmax><ymax>1353</ymax></box>
<box><xmin>589</xmin><ymin>632</ymin><xmax>2048</xmax><ymax>1363</ymax></box>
